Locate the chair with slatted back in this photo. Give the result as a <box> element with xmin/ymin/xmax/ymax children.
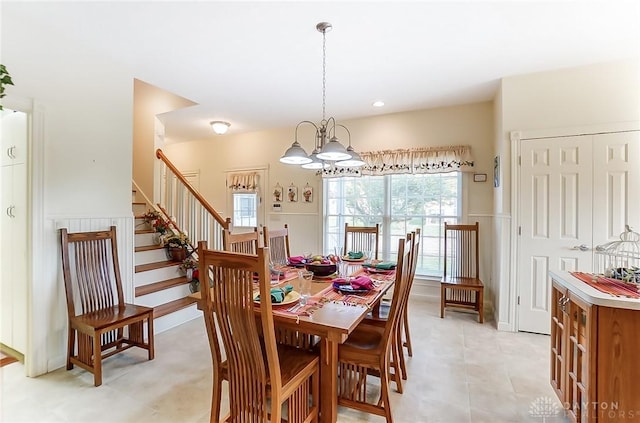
<box><xmin>198</xmin><ymin>242</ymin><xmax>320</xmax><ymax>422</ymax></box>
<box><xmin>343</xmin><ymin>223</ymin><xmax>380</xmax><ymax>260</ymax></box>
<box><xmin>441</xmin><ymin>222</ymin><xmax>484</xmax><ymax>323</ymax></box>
<box><xmin>60</xmin><ymin>226</ymin><xmax>154</xmax><ymax>386</ymax></box>
<box><xmin>222</xmin><ymin>227</ymin><xmax>260</xmax><ymax>254</ymax></box>
<box><xmin>336</xmin><ymin>236</ymin><xmax>412</xmax><ymax>422</ymax></box>
<box><xmin>367</xmin><ymin>228</ymin><xmax>421</xmax><ymax>383</ymax></box>
<box><xmin>263</xmin><ymin>224</ymin><xmax>291</xmax><ymax>266</ymax></box>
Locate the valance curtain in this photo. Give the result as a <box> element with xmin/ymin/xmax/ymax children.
<box><xmin>322</xmin><ymin>145</ymin><xmax>474</xmax><ymax>178</ymax></box>
<box><xmin>228</xmin><ymin>172</ymin><xmax>258</xmax><ymax>191</ymax></box>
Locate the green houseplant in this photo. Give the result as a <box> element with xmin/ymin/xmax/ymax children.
<box><xmin>0</xmin><ymin>64</ymin><xmax>15</xmax><ymax>111</ymax></box>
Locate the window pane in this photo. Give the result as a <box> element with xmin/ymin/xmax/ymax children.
<box><xmin>233</xmin><ymin>193</ymin><xmax>257</xmax><ymax>227</ymax></box>
<box><xmin>324</xmin><ymin>172</ymin><xmax>460</xmax><ymax>277</ymax></box>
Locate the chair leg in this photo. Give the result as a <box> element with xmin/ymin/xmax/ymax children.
<box><xmin>67</xmin><ymin>326</ymin><xmax>75</xmax><ymax>370</ymax></box>
<box><xmin>402</xmin><ymin>307</ymin><xmax>412</xmax><ymax>357</ymax></box>
<box><xmin>390</xmin><ymin>338</ymin><xmax>403</xmax><ymax>394</ymax></box>
<box><xmin>440</xmin><ymin>284</ymin><xmax>446</xmax><ymax>318</ymax></box>
<box><xmin>93</xmin><ymin>332</ymin><xmax>103</xmax><ymax>387</ymax></box>
<box><xmin>210</xmin><ymin>375</ymin><xmax>222</xmax><ymax>423</ymax></box>
<box><xmin>147</xmin><ymin>314</ymin><xmax>155</xmax><ymax>360</ymax></box>
<box><xmin>396</xmin><ymin>325</ymin><xmax>407</xmax><ymax>381</ymax></box>
<box><xmin>478</xmin><ymin>288</ymin><xmax>484</xmax><ymax>324</ymax></box>
<box><xmin>379</xmin><ymin>358</ymin><xmax>395</xmax><ymax>423</ymax></box>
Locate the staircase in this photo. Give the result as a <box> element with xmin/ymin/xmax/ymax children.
<box><xmin>130</xmin><ymin>150</ymin><xmax>230</xmax><ymax>333</ymax></box>
<box><xmin>132</xmin><ymin>199</ymin><xmax>200</xmax><ymax>333</ymax></box>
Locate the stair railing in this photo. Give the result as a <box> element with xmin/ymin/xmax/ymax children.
<box><xmin>156</xmin><ymin>148</ymin><xmax>230</xmax><ymax>252</ymax></box>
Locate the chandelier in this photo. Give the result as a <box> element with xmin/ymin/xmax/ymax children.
<box><xmin>280</xmin><ymin>22</ymin><xmax>365</xmax><ymax>169</ymax></box>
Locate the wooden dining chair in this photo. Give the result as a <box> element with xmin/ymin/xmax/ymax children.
<box><xmin>336</xmin><ymin>236</ymin><xmax>412</xmax><ymax>422</ymax></box>
<box><xmin>343</xmin><ymin>223</ymin><xmax>380</xmax><ymax>259</ymax></box>
<box><xmin>60</xmin><ymin>226</ymin><xmax>154</xmax><ymax>386</ymax></box>
<box><xmin>441</xmin><ymin>222</ymin><xmax>484</xmax><ymax>323</ymax></box>
<box><xmin>222</xmin><ymin>227</ymin><xmax>260</xmax><ymax>254</ymax></box>
<box><xmin>198</xmin><ymin>242</ymin><xmax>319</xmax><ymax>422</ymax></box>
<box><xmin>263</xmin><ymin>224</ymin><xmax>291</xmax><ymax>266</ymax></box>
<box><xmin>366</xmin><ymin>228</ymin><xmax>421</xmax><ymax>381</ymax></box>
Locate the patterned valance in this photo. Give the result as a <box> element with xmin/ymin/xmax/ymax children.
<box><xmin>322</xmin><ymin>145</ymin><xmax>474</xmax><ymax>177</ymax></box>
<box><xmin>228</xmin><ymin>172</ymin><xmax>258</xmax><ymax>191</ymax></box>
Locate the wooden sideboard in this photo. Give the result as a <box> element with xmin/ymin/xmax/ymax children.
<box><xmin>550</xmin><ymin>271</ymin><xmax>640</xmax><ymax>422</ymax></box>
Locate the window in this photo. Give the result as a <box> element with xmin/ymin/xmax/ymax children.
<box><xmin>323</xmin><ymin>173</ymin><xmax>460</xmax><ymax>277</ymax></box>
<box><xmin>232</xmin><ymin>193</ymin><xmax>257</xmax><ymax>228</ymax></box>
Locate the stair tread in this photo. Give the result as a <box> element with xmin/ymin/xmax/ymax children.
<box><xmin>154</xmin><ymin>297</ymin><xmax>197</xmax><ymax>319</ymax></box>
<box><xmin>135</xmin><ymin>244</ymin><xmax>164</xmax><ymax>252</ymax></box>
<box><xmin>135</xmin><ymin>228</ymin><xmax>155</xmax><ymax>234</ymax></box>
<box><xmin>135</xmin><ymin>260</ymin><xmax>178</xmax><ymax>273</ymax></box>
<box><xmin>136</xmin><ymin>276</ymin><xmax>190</xmax><ymax>297</ymax></box>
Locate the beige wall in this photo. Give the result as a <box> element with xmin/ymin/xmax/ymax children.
<box><xmin>164</xmin><ymin>101</ymin><xmax>496</xmax><ymax>274</ymax></box>
<box><xmin>133</xmin><ymin>79</ymin><xmax>196</xmax><ymax>199</ymax></box>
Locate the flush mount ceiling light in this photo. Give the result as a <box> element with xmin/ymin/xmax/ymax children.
<box><xmin>372</xmin><ymin>100</ymin><xmax>385</xmax><ymax>107</ymax></box>
<box><xmin>210</xmin><ymin>121</ymin><xmax>230</xmax><ymax>135</ymax></box>
<box><xmin>280</xmin><ymin>22</ymin><xmax>364</xmax><ymax>169</ymax></box>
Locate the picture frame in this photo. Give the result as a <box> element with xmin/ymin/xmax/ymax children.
<box><xmin>302</xmin><ymin>183</ymin><xmax>313</xmax><ymax>203</ymax></box>
<box><xmin>473</xmin><ymin>173</ymin><xmax>487</xmax><ymax>182</ymax></box>
<box><xmin>273</xmin><ymin>183</ymin><xmax>283</xmax><ymax>202</ymax></box>
<box><xmin>287</xmin><ymin>184</ymin><xmax>298</xmax><ymax>202</ymax></box>
<box><xmin>494</xmin><ymin>156</ymin><xmax>500</xmax><ymax>188</ymax></box>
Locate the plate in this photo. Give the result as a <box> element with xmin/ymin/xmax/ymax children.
<box><xmin>253</xmin><ymin>290</ymin><xmax>301</xmax><ymax>306</ymax></box>
<box><xmin>342</xmin><ymin>256</ymin><xmax>366</xmax><ymax>262</ymax></box>
<box><xmin>314</xmin><ymin>272</ymin><xmax>338</xmax><ymax>279</ymax></box>
<box><xmin>364</xmin><ymin>267</ymin><xmax>394</xmax><ymax>274</ymax></box>
<box><xmin>334</xmin><ymin>285</ymin><xmax>370</xmax><ymax>294</ymax></box>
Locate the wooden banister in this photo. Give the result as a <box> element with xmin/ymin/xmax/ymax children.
<box><xmin>156</xmin><ymin>148</ymin><xmax>229</xmax><ymax>229</ymax></box>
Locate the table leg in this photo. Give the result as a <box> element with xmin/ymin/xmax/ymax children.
<box><xmin>320</xmin><ymin>338</ymin><xmax>338</xmax><ymax>423</ymax></box>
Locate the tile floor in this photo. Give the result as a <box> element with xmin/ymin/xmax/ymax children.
<box><xmin>1</xmin><ymin>298</ymin><xmax>569</xmax><ymax>422</ymax></box>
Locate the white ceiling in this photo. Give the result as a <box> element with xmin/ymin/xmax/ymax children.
<box><xmin>8</xmin><ymin>1</ymin><xmax>640</xmax><ymax>143</ymax></box>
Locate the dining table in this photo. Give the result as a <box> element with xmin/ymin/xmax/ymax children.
<box><xmin>192</xmin><ymin>259</ymin><xmax>396</xmax><ymax>423</ymax></box>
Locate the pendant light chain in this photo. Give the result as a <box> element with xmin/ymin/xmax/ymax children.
<box><xmin>322</xmin><ymin>28</ymin><xmax>327</xmax><ymax>122</ymax></box>
<box><xmin>280</xmin><ymin>22</ymin><xmax>363</xmax><ymax>168</ymax></box>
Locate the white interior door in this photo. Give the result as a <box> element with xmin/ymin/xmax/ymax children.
<box><xmin>517</xmin><ymin>130</ymin><xmax>639</xmax><ymax>334</ymax></box>
<box><xmin>518</xmin><ymin>136</ymin><xmax>593</xmax><ymax>334</ymax></box>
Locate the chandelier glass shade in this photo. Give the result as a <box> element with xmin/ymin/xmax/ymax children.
<box><xmin>280</xmin><ymin>22</ymin><xmax>364</xmax><ymax>169</ymax></box>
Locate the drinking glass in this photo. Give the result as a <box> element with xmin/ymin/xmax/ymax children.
<box><xmin>298</xmin><ymin>270</ymin><xmax>314</xmax><ymax>305</ymax></box>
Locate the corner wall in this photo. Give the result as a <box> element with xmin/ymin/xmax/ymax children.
<box><xmin>495</xmin><ymin>58</ymin><xmax>640</xmax><ymax>330</ymax></box>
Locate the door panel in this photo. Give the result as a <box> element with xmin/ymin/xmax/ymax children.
<box><xmin>518</xmin><ymin>136</ymin><xmax>593</xmax><ymax>334</ymax></box>
<box><xmin>592</xmin><ymin>132</ymin><xmax>640</xmax><ymax>246</ymax></box>
<box><xmin>518</xmin><ymin>131</ymin><xmax>639</xmax><ymax>334</ymax></box>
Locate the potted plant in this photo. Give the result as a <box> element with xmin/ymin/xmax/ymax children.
<box><xmin>163</xmin><ymin>231</ymin><xmax>191</xmax><ymax>261</ymax></box>
<box><xmin>0</xmin><ymin>64</ymin><xmax>14</xmax><ymax>111</ymax></box>
<box><xmin>179</xmin><ymin>257</ymin><xmax>198</xmax><ymax>281</ymax></box>
<box><xmin>188</xmin><ymin>269</ymin><xmax>200</xmax><ymax>293</ymax></box>
<box><xmin>140</xmin><ymin>209</ymin><xmax>161</xmax><ymax>228</ymax></box>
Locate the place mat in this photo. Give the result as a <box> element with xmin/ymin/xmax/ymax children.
<box><xmin>571</xmin><ymin>272</ymin><xmax>640</xmax><ymax>299</ymax></box>
<box><xmin>350</xmin><ymin>267</ymin><xmax>396</xmax><ymax>282</ymax></box>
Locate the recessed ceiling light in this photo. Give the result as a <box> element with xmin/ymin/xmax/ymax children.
<box><xmin>372</xmin><ymin>101</ymin><xmax>385</xmax><ymax>108</ymax></box>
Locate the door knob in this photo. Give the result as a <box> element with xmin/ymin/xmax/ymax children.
<box><xmin>572</xmin><ymin>244</ymin><xmax>589</xmax><ymax>251</ymax></box>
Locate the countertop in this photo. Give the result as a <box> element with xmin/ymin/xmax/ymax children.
<box><xmin>550</xmin><ymin>270</ymin><xmax>640</xmax><ymax>311</ymax></box>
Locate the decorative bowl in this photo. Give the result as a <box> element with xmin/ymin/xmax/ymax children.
<box><xmin>304</xmin><ymin>262</ymin><xmax>337</xmax><ymax>277</ymax></box>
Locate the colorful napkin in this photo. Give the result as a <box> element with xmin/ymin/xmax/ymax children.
<box><xmin>332</xmin><ymin>276</ymin><xmax>374</xmax><ymax>290</ymax></box>
<box><xmin>362</xmin><ymin>261</ymin><xmax>396</xmax><ymax>270</ymax></box>
<box><xmin>348</xmin><ymin>251</ymin><xmax>364</xmax><ymax>259</ymax></box>
<box><xmin>256</xmin><ymin>284</ymin><xmax>293</xmax><ymax>303</ymax></box>
<box><xmin>288</xmin><ymin>256</ymin><xmax>306</xmax><ymax>265</ymax></box>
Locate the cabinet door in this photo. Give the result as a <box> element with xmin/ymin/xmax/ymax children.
<box><xmin>550</xmin><ymin>281</ymin><xmax>568</xmax><ymax>403</ymax></box>
<box><xmin>566</xmin><ymin>293</ymin><xmax>595</xmax><ymax>423</ymax></box>
<box><xmin>1</xmin><ymin>109</ymin><xmax>28</xmax><ymax>166</ymax></box>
